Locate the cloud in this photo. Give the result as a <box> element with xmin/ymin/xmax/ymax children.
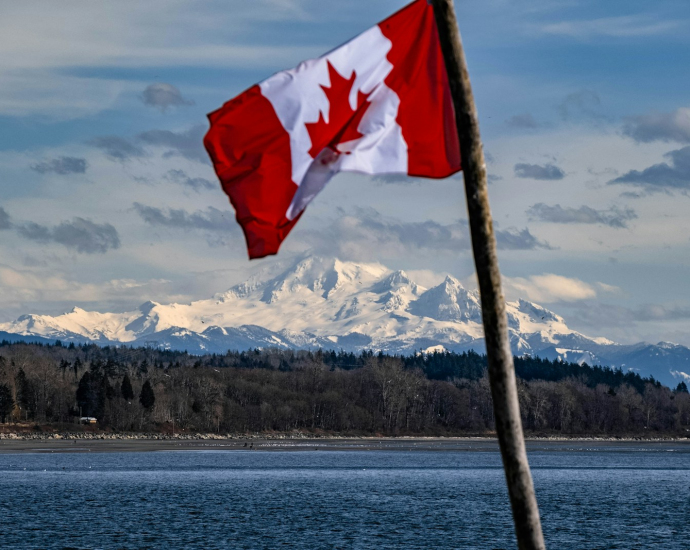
<box><xmin>132</xmin><ymin>203</ymin><xmax>236</xmax><ymax>233</ymax></box>
<box><xmin>89</xmin><ymin>136</ymin><xmax>146</xmax><ymax>161</ymax></box>
<box><xmin>17</xmin><ymin>222</ymin><xmax>51</xmax><ymax>241</ymax></box>
<box><xmin>372</xmin><ymin>172</ymin><xmax>462</xmax><ymax>186</ymax></box>
<box><xmin>0</xmin><ymin>263</ymin><xmax>173</xmax><ymax>310</ymax></box>
<box><xmin>30</xmin><ymin>156</ymin><xmax>87</xmax><ymax>175</ymax></box>
<box><xmin>0</xmin><ymin>207</ymin><xmax>11</xmax><ymax>230</ymax></box>
<box><xmin>0</xmin><ymin>2</ymin><xmax>316</xmax><ymax>73</ymax></box>
<box><xmin>565</xmin><ymin>301</ymin><xmax>690</xmax><ymax>339</ymax></box>
<box><xmin>630</xmin><ymin>303</ymin><xmax>690</xmax><ymax>322</ymax></box>
<box><xmin>17</xmin><ymin>218</ymin><xmax>120</xmax><ymax>254</ymax></box>
<box><xmin>302</xmin><ymin>207</ymin><xmax>550</xmax><ymax>260</ymax></box>
<box><xmin>558</xmin><ymin>89</ymin><xmax>603</xmax><ymax>121</ymax></box>
<box><xmin>514</xmin><ymin>163</ymin><xmax>565</xmax><ymax>180</ymax></box>
<box><xmin>137</xmin><ymin>125</ymin><xmax>208</xmax><ymax>163</ymax></box>
<box><xmin>610</xmin><ymin>146</ymin><xmax>690</xmax><ymax>191</ymax></box>
<box><xmin>622</xmin><ymin>108</ymin><xmax>690</xmax><ymax>144</ymax></box>
<box><xmin>141</xmin><ymin>83</ymin><xmax>193</xmax><ymax>111</ymax></box>
<box><xmin>506</xmin><ymin>113</ymin><xmax>539</xmax><ymax>129</ymax></box>
<box><xmin>164</xmin><ymin>169</ymin><xmax>216</xmax><ymax>192</ymax></box>
<box><xmin>540</xmin><ymin>15</ymin><xmax>681</xmax><ymax>39</ymax></box>
<box><xmin>527</xmin><ymin>203</ymin><xmax>637</xmax><ymax>228</ymax></box>
<box><xmin>89</xmin><ymin>126</ymin><xmax>207</xmax><ymax>163</ymax></box>
<box><xmin>372</xmin><ymin>174</ymin><xmax>421</xmax><ymax>186</ymax></box>
<box><xmin>561</xmin><ymin>300</ymin><xmax>690</xmax><ymax>345</ymax></box>
<box><xmin>495</xmin><ymin>227</ymin><xmax>551</xmax><ymax>250</ymax></box>
<box><xmin>504</xmin><ymin>273</ymin><xmax>614</xmax><ymax>303</ymax></box>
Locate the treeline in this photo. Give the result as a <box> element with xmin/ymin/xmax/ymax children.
<box><xmin>0</xmin><ymin>341</ymin><xmax>688</xmax><ymax>436</ymax></box>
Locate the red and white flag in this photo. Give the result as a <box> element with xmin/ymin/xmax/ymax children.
<box><xmin>204</xmin><ymin>0</ymin><xmax>461</xmax><ymax>259</ymax></box>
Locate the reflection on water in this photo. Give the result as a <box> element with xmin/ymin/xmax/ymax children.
<box><xmin>0</xmin><ymin>443</ymin><xmax>688</xmax><ymax>549</ymax></box>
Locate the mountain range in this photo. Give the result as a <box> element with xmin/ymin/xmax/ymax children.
<box><xmin>2</xmin><ymin>256</ymin><xmax>689</xmax><ymax>387</ymax></box>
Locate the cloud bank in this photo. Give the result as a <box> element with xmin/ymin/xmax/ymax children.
<box><xmin>623</xmin><ymin>107</ymin><xmax>690</xmax><ymax>143</ymax></box>
<box><xmin>0</xmin><ymin>207</ymin><xmax>11</xmax><ymax>230</ymax></box>
<box><xmin>610</xmin><ymin>146</ymin><xmax>690</xmax><ymax>191</ymax></box>
<box><xmin>17</xmin><ymin>218</ymin><xmax>120</xmax><ymax>254</ymax></box>
<box><xmin>527</xmin><ymin>203</ymin><xmax>637</xmax><ymax>228</ymax></box>
<box><xmin>302</xmin><ymin>208</ymin><xmax>550</xmax><ymax>260</ymax></box>
<box><xmin>133</xmin><ymin>203</ymin><xmax>236</xmax><ymax>233</ymax></box>
<box><xmin>31</xmin><ymin>156</ymin><xmax>87</xmax><ymax>175</ymax></box>
<box><xmin>141</xmin><ymin>83</ymin><xmax>193</xmax><ymax>111</ymax></box>
<box><xmin>514</xmin><ymin>163</ymin><xmax>565</xmax><ymax>180</ymax></box>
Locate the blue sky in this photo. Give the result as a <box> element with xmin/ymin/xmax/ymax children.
<box><xmin>2</xmin><ymin>0</ymin><xmax>690</xmax><ymax>345</ymax></box>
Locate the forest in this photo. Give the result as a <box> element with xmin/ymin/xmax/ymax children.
<box><xmin>0</xmin><ymin>340</ymin><xmax>688</xmax><ymax>436</ymax></box>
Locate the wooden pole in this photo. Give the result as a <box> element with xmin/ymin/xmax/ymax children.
<box><xmin>430</xmin><ymin>1</ymin><xmax>546</xmax><ymax>549</ymax></box>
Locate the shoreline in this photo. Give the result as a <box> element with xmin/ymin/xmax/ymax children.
<box><xmin>1</xmin><ymin>429</ymin><xmax>689</xmax><ymax>442</ymax></box>
<box><xmin>0</xmin><ymin>432</ymin><xmax>689</xmax><ymax>454</ymax></box>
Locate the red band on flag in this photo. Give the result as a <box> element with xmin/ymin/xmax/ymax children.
<box><xmin>380</xmin><ymin>0</ymin><xmax>461</xmax><ymax>178</ymax></box>
<box><xmin>204</xmin><ymin>85</ymin><xmax>300</xmax><ymax>258</ymax></box>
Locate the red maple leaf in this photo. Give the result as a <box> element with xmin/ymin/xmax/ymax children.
<box><xmin>306</xmin><ymin>61</ymin><xmax>373</xmax><ymax>159</ymax></box>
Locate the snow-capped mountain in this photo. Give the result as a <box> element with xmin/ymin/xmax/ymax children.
<box><xmin>2</xmin><ymin>256</ymin><xmax>689</xmax><ymax>387</ymax></box>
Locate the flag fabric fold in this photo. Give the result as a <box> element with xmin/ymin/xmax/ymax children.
<box><xmin>204</xmin><ymin>0</ymin><xmax>461</xmax><ymax>259</ymax></box>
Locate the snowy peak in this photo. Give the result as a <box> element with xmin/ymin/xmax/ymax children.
<box><xmin>138</xmin><ymin>300</ymin><xmax>159</xmax><ymax>315</ymax></box>
<box><xmin>3</xmin><ymin>255</ymin><xmax>688</xmax><ymax>386</ymax></box>
<box><xmin>11</xmin><ymin>313</ymin><xmax>56</xmax><ymax>334</ymax></box>
<box><xmin>409</xmin><ymin>275</ymin><xmax>482</xmax><ymax>323</ymax></box>
<box><xmin>513</xmin><ymin>299</ymin><xmax>564</xmax><ymax>324</ymax></box>
<box><xmin>254</xmin><ymin>256</ymin><xmax>387</xmax><ymax>303</ymax></box>
<box><xmin>371</xmin><ymin>270</ymin><xmax>417</xmax><ymax>293</ymax></box>
<box><xmin>372</xmin><ymin>270</ymin><xmax>423</xmax><ymax>313</ymax></box>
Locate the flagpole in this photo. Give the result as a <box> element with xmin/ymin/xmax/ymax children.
<box><xmin>430</xmin><ymin>1</ymin><xmax>546</xmax><ymax>548</ymax></box>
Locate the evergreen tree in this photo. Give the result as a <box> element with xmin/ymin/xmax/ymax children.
<box><xmin>59</xmin><ymin>360</ymin><xmax>71</xmax><ymax>378</ymax></box>
<box><xmin>76</xmin><ymin>372</ymin><xmax>93</xmax><ymax>416</ymax></box>
<box><xmin>73</xmin><ymin>357</ymin><xmax>82</xmax><ymax>380</ymax></box>
<box><xmin>103</xmin><ymin>376</ymin><xmax>116</xmax><ymax>401</ymax></box>
<box><xmin>95</xmin><ymin>376</ymin><xmax>111</xmax><ymax>421</ymax></box>
<box><xmin>121</xmin><ymin>374</ymin><xmax>134</xmax><ymax>401</ymax></box>
<box><xmin>675</xmin><ymin>381</ymin><xmax>689</xmax><ymax>393</ymax></box>
<box><xmin>139</xmin><ymin>380</ymin><xmax>155</xmax><ymax>410</ymax></box>
<box><xmin>138</xmin><ymin>360</ymin><xmax>149</xmax><ymax>377</ymax></box>
<box><xmin>15</xmin><ymin>368</ymin><xmax>32</xmax><ymax>418</ymax></box>
<box><xmin>76</xmin><ymin>371</ymin><xmax>112</xmax><ymax>420</ymax></box>
<box><xmin>0</xmin><ymin>384</ymin><xmax>13</xmax><ymax>423</ymax></box>
<box><xmin>89</xmin><ymin>359</ymin><xmax>104</xmax><ymax>376</ymax></box>
<box><xmin>105</xmin><ymin>359</ymin><xmax>118</xmax><ymax>377</ymax></box>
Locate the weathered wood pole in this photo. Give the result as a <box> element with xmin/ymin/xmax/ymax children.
<box><xmin>431</xmin><ymin>1</ymin><xmax>546</xmax><ymax>549</ymax></box>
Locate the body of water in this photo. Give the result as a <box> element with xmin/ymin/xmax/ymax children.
<box><xmin>0</xmin><ymin>441</ymin><xmax>688</xmax><ymax>549</ymax></box>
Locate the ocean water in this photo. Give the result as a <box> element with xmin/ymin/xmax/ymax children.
<box><xmin>0</xmin><ymin>442</ymin><xmax>689</xmax><ymax>549</ymax></box>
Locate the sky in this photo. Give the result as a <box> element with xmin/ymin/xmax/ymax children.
<box><xmin>1</xmin><ymin>0</ymin><xmax>690</xmax><ymax>346</ymax></box>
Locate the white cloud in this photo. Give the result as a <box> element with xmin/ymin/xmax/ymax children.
<box><xmin>0</xmin><ymin>264</ymin><xmax>172</xmax><ymax>306</ymax></box>
<box><xmin>503</xmin><ymin>273</ymin><xmax>618</xmax><ymax>303</ymax></box>
<box><xmin>0</xmin><ymin>71</ymin><xmax>129</xmax><ymax>119</ymax></box>
<box><xmin>0</xmin><ymin>1</ymin><xmax>316</xmax><ymax>72</ymax></box>
<box><xmin>404</xmin><ymin>269</ymin><xmax>448</xmax><ymax>290</ymax></box>
<box><xmin>623</xmin><ymin>107</ymin><xmax>690</xmax><ymax>144</ymax></box>
<box><xmin>0</xmin><ymin>0</ymin><xmax>320</xmax><ymax>118</ymax></box>
<box><xmin>540</xmin><ymin>15</ymin><xmax>684</xmax><ymax>39</ymax></box>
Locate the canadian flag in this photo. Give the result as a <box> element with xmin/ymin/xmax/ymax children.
<box><xmin>204</xmin><ymin>0</ymin><xmax>461</xmax><ymax>259</ymax></box>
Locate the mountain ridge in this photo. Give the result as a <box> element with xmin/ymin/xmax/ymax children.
<box><xmin>1</xmin><ymin>256</ymin><xmax>689</xmax><ymax>387</ymax></box>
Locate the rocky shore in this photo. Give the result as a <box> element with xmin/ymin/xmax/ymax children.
<box><xmin>0</xmin><ymin>431</ymin><xmax>688</xmax><ymax>442</ymax></box>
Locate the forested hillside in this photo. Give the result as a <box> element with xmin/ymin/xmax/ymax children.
<box><xmin>0</xmin><ymin>341</ymin><xmax>688</xmax><ymax>436</ymax></box>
